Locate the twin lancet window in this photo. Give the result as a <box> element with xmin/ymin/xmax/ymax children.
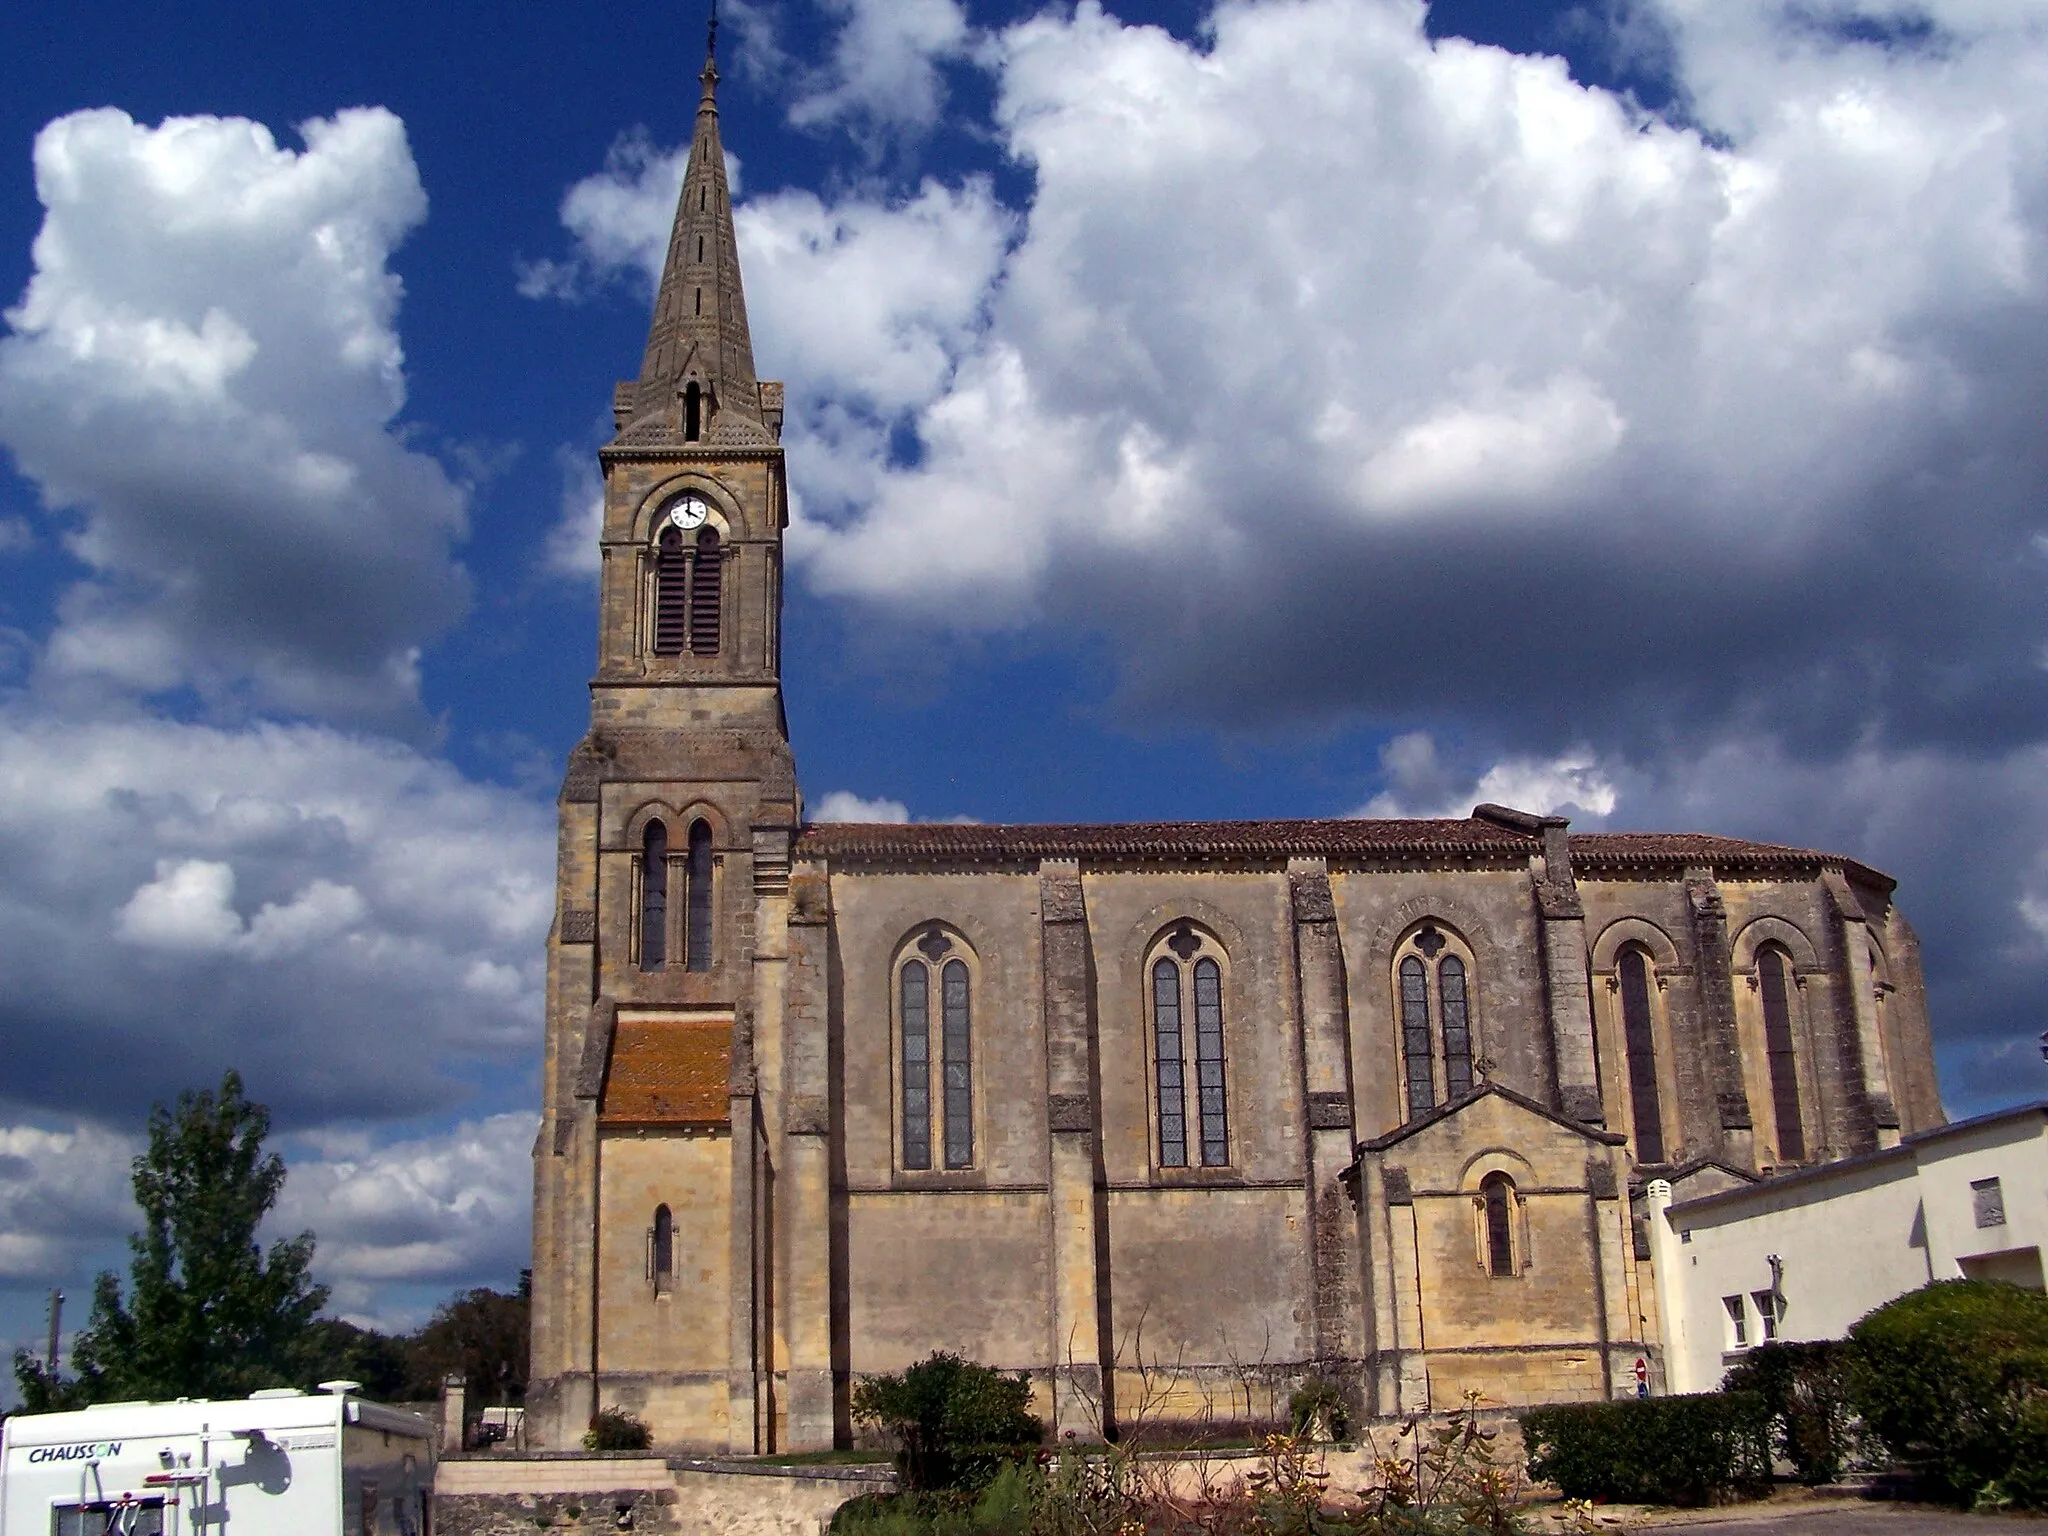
<box><xmin>1152</xmin><ymin>925</ymin><xmax>1230</xmax><ymax>1168</ymax></box>
<box><xmin>653</xmin><ymin>507</ymin><xmax>722</xmax><ymax>658</ymax></box>
<box><xmin>1398</xmin><ymin>925</ymin><xmax>1474</xmax><ymax>1120</ymax></box>
<box><xmin>899</xmin><ymin>927</ymin><xmax>972</xmax><ymax>1170</ymax></box>
<box><xmin>638</xmin><ymin>818</ymin><xmax>713</xmax><ymax>972</ymax></box>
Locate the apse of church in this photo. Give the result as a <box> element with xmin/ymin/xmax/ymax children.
<box><xmin>527</xmin><ymin>40</ymin><xmax>1946</xmax><ymax>1455</ymax></box>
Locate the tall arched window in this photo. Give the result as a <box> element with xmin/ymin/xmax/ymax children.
<box><xmin>1618</xmin><ymin>946</ymin><xmax>1665</xmax><ymax>1164</ymax></box>
<box><xmin>685</xmin><ymin>819</ymin><xmax>713</xmax><ymax>971</ymax></box>
<box><xmin>639</xmin><ymin>820</ymin><xmax>668</xmax><ymax>971</ymax></box>
<box><xmin>651</xmin><ymin>1203</ymin><xmax>674</xmax><ymax>1294</ymax></box>
<box><xmin>1395</xmin><ymin>925</ymin><xmax>1480</xmax><ymax>1121</ymax></box>
<box><xmin>1149</xmin><ymin>927</ymin><xmax>1230</xmax><ymax>1168</ymax></box>
<box><xmin>941</xmin><ymin>958</ymin><xmax>972</xmax><ymax>1169</ymax></box>
<box><xmin>684</xmin><ymin>381</ymin><xmax>703</xmax><ymax>441</ymax></box>
<box><xmin>1757</xmin><ymin>946</ymin><xmax>1806</xmax><ymax>1162</ymax></box>
<box><xmin>690</xmin><ymin>527</ymin><xmax>722</xmax><ymax>655</ymax></box>
<box><xmin>653</xmin><ymin>527</ymin><xmax>689</xmax><ymax>654</ymax></box>
<box><xmin>897</xmin><ymin>928</ymin><xmax>975</xmax><ymax>1170</ymax></box>
<box><xmin>1152</xmin><ymin>958</ymin><xmax>1187</xmax><ymax>1167</ymax></box>
<box><xmin>901</xmin><ymin>962</ymin><xmax>931</xmax><ymax>1170</ymax></box>
<box><xmin>1480</xmin><ymin>1173</ymin><xmax>1516</xmax><ymax>1277</ymax></box>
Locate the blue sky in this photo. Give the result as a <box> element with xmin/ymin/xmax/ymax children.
<box><xmin>2</xmin><ymin>0</ymin><xmax>2047</xmax><ymax>1364</ymax></box>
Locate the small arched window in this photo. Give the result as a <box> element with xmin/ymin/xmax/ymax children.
<box><xmin>653</xmin><ymin>528</ymin><xmax>689</xmax><ymax>655</ymax></box>
<box><xmin>1618</xmin><ymin>946</ymin><xmax>1665</xmax><ymax>1164</ymax></box>
<box><xmin>685</xmin><ymin>819</ymin><xmax>713</xmax><ymax>971</ymax></box>
<box><xmin>651</xmin><ymin>1203</ymin><xmax>674</xmax><ymax>1293</ymax></box>
<box><xmin>684</xmin><ymin>380</ymin><xmax>703</xmax><ymax>441</ymax></box>
<box><xmin>639</xmin><ymin>820</ymin><xmax>668</xmax><ymax>971</ymax></box>
<box><xmin>1396</xmin><ymin>925</ymin><xmax>1480</xmax><ymax>1121</ymax></box>
<box><xmin>897</xmin><ymin>928</ymin><xmax>974</xmax><ymax>1170</ymax></box>
<box><xmin>1480</xmin><ymin>1173</ymin><xmax>1516</xmax><ymax>1277</ymax></box>
<box><xmin>1149</xmin><ymin>927</ymin><xmax>1230</xmax><ymax>1168</ymax></box>
<box><xmin>690</xmin><ymin>527</ymin><xmax>722</xmax><ymax>655</ymax></box>
<box><xmin>1757</xmin><ymin>946</ymin><xmax>1806</xmax><ymax>1163</ymax></box>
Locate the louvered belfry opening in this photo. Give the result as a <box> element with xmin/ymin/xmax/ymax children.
<box><xmin>689</xmin><ymin>527</ymin><xmax>722</xmax><ymax>654</ymax></box>
<box><xmin>652</xmin><ymin>525</ymin><xmax>723</xmax><ymax>659</ymax></box>
<box><xmin>654</xmin><ymin>527</ymin><xmax>690</xmax><ymax>654</ymax></box>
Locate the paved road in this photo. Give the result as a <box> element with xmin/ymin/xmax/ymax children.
<box><xmin>1635</xmin><ymin>1505</ymin><xmax>2042</xmax><ymax>1533</ymax></box>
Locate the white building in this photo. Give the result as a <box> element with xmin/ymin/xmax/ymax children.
<box><xmin>0</xmin><ymin>1385</ymin><xmax>433</xmax><ymax>1536</ymax></box>
<box><xmin>1647</xmin><ymin>1100</ymin><xmax>2048</xmax><ymax>1394</ymax></box>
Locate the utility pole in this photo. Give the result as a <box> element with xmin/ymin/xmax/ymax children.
<box><xmin>45</xmin><ymin>1288</ymin><xmax>63</xmax><ymax>1373</ymax></box>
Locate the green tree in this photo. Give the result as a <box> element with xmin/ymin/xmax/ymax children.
<box><xmin>13</xmin><ymin>1071</ymin><xmax>327</xmax><ymax>1408</ymax></box>
<box><xmin>403</xmin><ymin>1274</ymin><xmax>530</xmax><ymax>1407</ymax></box>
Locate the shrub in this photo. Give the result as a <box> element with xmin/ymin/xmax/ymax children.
<box><xmin>850</xmin><ymin>1352</ymin><xmax>1043</xmax><ymax>1491</ymax></box>
<box><xmin>1521</xmin><ymin>1393</ymin><xmax>1772</xmax><ymax>1507</ymax></box>
<box><xmin>1288</xmin><ymin>1378</ymin><xmax>1351</xmax><ymax>1442</ymax></box>
<box><xmin>582</xmin><ymin>1405</ymin><xmax>652</xmax><ymax>1452</ymax></box>
<box><xmin>1721</xmin><ymin>1340</ymin><xmax>1859</xmax><ymax>1484</ymax></box>
<box><xmin>1846</xmin><ymin>1279</ymin><xmax>2048</xmax><ymax>1508</ymax></box>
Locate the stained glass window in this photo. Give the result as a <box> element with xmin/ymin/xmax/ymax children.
<box><xmin>1482</xmin><ymin>1173</ymin><xmax>1515</xmax><ymax>1276</ymax></box>
<box><xmin>1193</xmin><ymin>957</ymin><xmax>1229</xmax><ymax>1166</ymax></box>
<box><xmin>686</xmin><ymin>819</ymin><xmax>713</xmax><ymax>971</ymax></box>
<box><xmin>942</xmin><ymin>958</ymin><xmax>973</xmax><ymax>1168</ymax></box>
<box><xmin>1154</xmin><ymin>958</ymin><xmax>1186</xmax><ymax>1167</ymax></box>
<box><xmin>1440</xmin><ymin>955</ymin><xmax>1473</xmax><ymax>1098</ymax></box>
<box><xmin>901</xmin><ymin>961</ymin><xmax>931</xmax><ymax>1169</ymax></box>
<box><xmin>1400</xmin><ymin>955</ymin><xmax>1434</xmax><ymax>1117</ymax></box>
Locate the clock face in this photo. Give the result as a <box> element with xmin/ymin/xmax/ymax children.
<box><xmin>666</xmin><ymin>495</ymin><xmax>710</xmax><ymax>531</ymax></box>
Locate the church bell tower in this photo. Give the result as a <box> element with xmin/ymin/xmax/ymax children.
<box><xmin>528</xmin><ymin>24</ymin><xmax>795</xmax><ymax>1453</ymax></box>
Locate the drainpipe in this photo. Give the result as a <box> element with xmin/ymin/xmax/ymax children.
<box><xmin>1642</xmin><ymin>1180</ymin><xmax>1689</xmax><ymax>1394</ymax></box>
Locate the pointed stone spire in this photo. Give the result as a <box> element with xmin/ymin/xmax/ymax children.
<box><xmin>617</xmin><ymin>7</ymin><xmax>779</xmax><ymax>446</ymax></box>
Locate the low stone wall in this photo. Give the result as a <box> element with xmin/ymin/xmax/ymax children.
<box><xmin>433</xmin><ymin>1454</ymin><xmax>892</xmax><ymax>1536</ymax></box>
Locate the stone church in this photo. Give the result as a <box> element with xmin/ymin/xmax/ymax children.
<box><xmin>526</xmin><ymin>45</ymin><xmax>1946</xmax><ymax>1454</ymax></box>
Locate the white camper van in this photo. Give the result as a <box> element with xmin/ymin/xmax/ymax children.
<box><xmin>0</xmin><ymin>1384</ymin><xmax>433</xmax><ymax>1535</ymax></box>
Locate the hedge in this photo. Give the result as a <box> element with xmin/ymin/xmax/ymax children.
<box><xmin>1721</xmin><ymin>1340</ymin><xmax>1858</xmax><ymax>1484</ymax></box>
<box><xmin>1521</xmin><ymin>1393</ymin><xmax>1773</xmax><ymax>1506</ymax></box>
<box><xmin>1845</xmin><ymin>1279</ymin><xmax>2048</xmax><ymax>1508</ymax></box>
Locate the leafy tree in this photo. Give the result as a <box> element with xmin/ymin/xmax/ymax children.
<box><xmin>12</xmin><ymin>1071</ymin><xmax>327</xmax><ymax>1407</ymax></box>
<box><xmin>299</xmin><ymin>1317</ymin><xmax>412</xmax><ymax>1401</ymax></box>
<box><xmin>851</xmin><ymin>1352</ymin><xmax>1042</xmax><ymax>1491</ymax></box>
<box><xmin>403</xmin><ymin>1275</ymin><xmax>530</xmax><ymax>1407</ymax></box>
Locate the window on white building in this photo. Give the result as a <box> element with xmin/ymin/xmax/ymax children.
<box><xmin>1973</xmin><ymin>1177</ymin><xmax>2007</xmax><ymax>1229</ymax></box>
<box><xmin>1723</xmin><ymin>1294</ymin><xmax>1749</xmax><ymax>1349</ymax></box>
<box><xmin>1751</xmin><ymin>1289</ymin><xmax>1780</xmax><ymax>1343</ymax></box>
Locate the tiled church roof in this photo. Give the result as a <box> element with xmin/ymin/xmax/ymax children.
<box><xmin>795</xmin><ymin>817</ymin><xmax>1893</xmax><ymax>888</ymax></box>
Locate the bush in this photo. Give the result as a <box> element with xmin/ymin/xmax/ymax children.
<box><xmin>1721</xmin><ymin>1340</ymin><xmax>1859</xmax><ymax>1484</ymax></box>
<box><xmin>850</xmin><ymin>1352</ymin><xmax>1043</xmax><ymax>1492</ymax></box>
<box><xmin>583</xmin><ymin>1405</ymin><xmax>652</xmax><ymax>1451</ymax></box>
<box><xmin>829</xmin><ymin>1463</ymin><xmax>1038</xmax><ymax>1536</ymax></box>
<box><xmin>1288</xmin><ymin>1378</ymin><xmax>1351</xmax><ymax>1442</ymax></box>
<box><xmin>1521</xmin><ymin>1393</ymin><xmax>1772</xmax><ymax>1507</ymax></box>
<box><xmin>1846</xmin><ymin>1279</ymin><xmax>2048</xmax><ymax>1508</ymax></box>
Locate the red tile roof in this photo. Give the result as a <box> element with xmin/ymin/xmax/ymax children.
<box><xmin>793</xmin><ymin>817</ymin><xmax>1892</xmax><ymax>887</ymax></box>
<box><xmin>599</xmin><ymin>1018</ymin><xmax>732</xmax><ymax>1126</ymax></box>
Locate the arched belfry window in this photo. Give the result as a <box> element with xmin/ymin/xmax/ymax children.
<box><xmin>896</xmin><ymin>926</ymin><xmax>974</xmax><ymax>1170</ymax></box>
<box><xmin>650</xmin><ymin>1204</ymin><xmax>674</xmax><ymax>1294</ymax></box>
<box><xmin>1757</xmin><ymin>945</ymin><xmax>1806</xmax><ymax>1162</ymax></box>
<box><xmin>649</xmin><ymin>499</ymin><xmax>723</xmax><ymax>660</ymax></box>
<box><xmin>1149</xmin><ymin>924</ymin><xmax>1230</xmax><ymax>1168</ymax></box>
<box><xmin>1617</xmin><ymin>946</ymin><xmax>1666</xmax><ymax>1164</ymax></box>
<box><xmin>685</xmin><ymin>819</ymin><xmax>714</xmax><ymax>971</ymax></box>
<box><xmin>639</xmin><ymin>820</ymin><xmax>668</xmax><ymax>971</ymax></box>
<box><xmin>1480</xmin><ymin>1173</ymin><xmax>1517</xmax><ymax>1277</ymax></box>
<box><xmin>1395</xmin><ymin>924</ymin><xmax>1479</xmax><ymax>1121</ymax></box>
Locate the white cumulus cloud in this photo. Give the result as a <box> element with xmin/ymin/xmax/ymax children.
<box><xmin>0</xmin><ymin>107</ymin><xmax>468</xmax><ymax>727</ymax></box>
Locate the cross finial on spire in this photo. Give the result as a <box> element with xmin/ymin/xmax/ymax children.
<box><xmin>700</xmin><ymin>0</ymin><xmax>720</xmax><ymax>106</ymax></box>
